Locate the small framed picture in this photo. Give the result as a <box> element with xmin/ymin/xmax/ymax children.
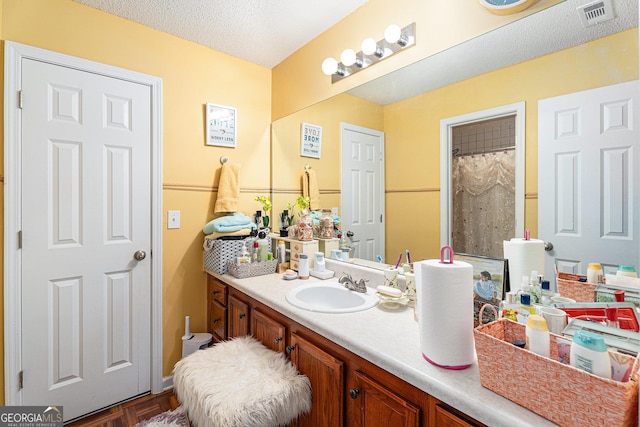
<box><xmin>206</xmin><ymin>103</ymin><xmax>237</xmax><ymax>147</ymax></box>
<box><xmin>455</xmin><ymin>253</ymin><xmax>510</xmax><ymax>326</ymax></box>
<box><xmin>300</xmin><ymin>122</ymin><xmax>322</xmax><ymax>158</ymax></box>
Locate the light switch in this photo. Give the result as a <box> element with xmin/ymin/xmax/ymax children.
<box><xmin>331</xmin><ymin>207</ymin><xmax>339</xmax><ymax>216</ymax></box>
<box><xmin>168</xmin><ymin>210</ymin><xmax>181</xmax><ymax>229</ymax></box>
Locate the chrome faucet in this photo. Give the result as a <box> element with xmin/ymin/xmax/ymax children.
<box><xmin>338</xmin><ymin>273</ymin><xmax>368</xmax><ymax>293</ymax></box>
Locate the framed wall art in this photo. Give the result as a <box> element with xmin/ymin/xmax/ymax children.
<box><xmin>455</xmin><ymin>253</ymin><xmax>510</xmax><ymax>326</ymax></box>
<box><xmin>206</xmin><ymin>103</ymin><xmax>237</xmax><ymax>147</ymax></box>
<box><xmin>300</xmin><ymin>122</ymin><xmax>322</xmax><ymax>158</ymax></box>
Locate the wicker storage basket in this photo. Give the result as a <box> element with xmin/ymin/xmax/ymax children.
<box><xmin>227</xmin><ymin>259</ymin><xmax>278</xmax><ymax>279</ymax></box>
<box><xmin>474</xmin><ymin>319</ymin><xmax>638</xmax><ymax>427</ymax></box>
<box><xmin>203</xmin><ymin>237</ymin><xmax>271</xmax><ymax>274</ymax></box>
<box><xmin>556</xmin><ymin>272</ymin><xmax>596</xmax><ymax>302</ymax></box>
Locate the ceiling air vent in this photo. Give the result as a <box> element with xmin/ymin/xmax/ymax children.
<box><xmin>577</xmin><ymin>0</ymin><xmax>615</xmax><ymax>27</ymax></box>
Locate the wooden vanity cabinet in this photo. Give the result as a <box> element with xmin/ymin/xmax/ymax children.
<box><xmin>289</xmin><ymin>332</ymin><xmax>345</xmax><ymax>427</ymax></box>
<box><xmin>251</xmin><ymin>309</ymin><xmax>286</xmax><ymax>353</ymax></box>
<box><xmin>206</xmin><ymin>276</ymin><xmax>227</xmax><ymax>342</ymax></box>
<box><xmin>227</xmin><ymin>293</ymin><xmax>249</xmax><ymax>338</ymax></box>
<box><xmin>215</xmin><ymin>278</ymin><xmax>485</xmax><ymax>427</ymax></box>
<box><xmin>349</xmin><ymin>370</ymin><xmax>420</xmax><ymax>427</ymax></box>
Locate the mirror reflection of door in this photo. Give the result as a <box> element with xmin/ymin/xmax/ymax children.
<box><xmin>451</xmin><ymin>116</ymin><xmax>516</xmax><ymax>258</ymax></box>
<box><xmin>538</xmin><ymin>80</ymin><xmax>640</xmax><ymax>284</ymax></box>
<box><xmin>340</xmin><ymin>123</ymin><xmax>385</xmax><ymax>261</ymax></box>
<box><xmin>440</xmin><ymin>103</ymin><xmax>525</xmax><ymax>258</ymax></box>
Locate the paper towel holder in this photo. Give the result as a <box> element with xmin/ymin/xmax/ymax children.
<box><xmin>440</xmin><ymin>246</ymin><xmax>454</xmax><ymax>264</ymax></box>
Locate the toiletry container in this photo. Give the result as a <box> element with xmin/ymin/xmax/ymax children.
<box><xmin>298</xmin><ymin>254</ymin><xmax>309</xmax><ymax>279</ymax></box>
<box><xmin>570</xmin><ymin>330</ymin><xmax>611</xmax><ymax>378</ymax></box>
<box><xmin>257</xmin><ymin>231</ymin><xmax>269</xmax><ymax>262</ymax></box>
<box><xmin>587</xmin><ymin>263</ymin><xmax>603</xmax><ymax>284</ymax></box>
<box><xmin>498</xmin><ymin>292</ymin><xmax>520</xmax><ymax>321</ymax></box>
<box><xmin>616</xmin><ymin>265</ymin><xmax>638</xmax><ymax>278</ymax></box>
<box><xmin>277</xmin><ymin>240</ymin><xmax>286</xmax><ymax>264</ymax></box>
<box><xmin>313</xmin><ymin>252</ymin><xmax>325</xmax><ymax>272</ymax></box>
<box><xmin>525</xmin><ymin>315</ymin><xmax>550</xmax><ymax>358</ymax></box>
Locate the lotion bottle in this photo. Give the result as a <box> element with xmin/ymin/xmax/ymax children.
<box><xmin>525</xmin><ymin>315</ymin><xmax>550</xmax><ymax>358</ymax></box>
<box><xmin>570</xmin><ymin>330</ymin><xmax>611</xmax><ymax>378</ymax></box>
<box><xmin>298</xmin><ymin>254</ymin><xmax>309</xmax><ymax>279</ymax></box>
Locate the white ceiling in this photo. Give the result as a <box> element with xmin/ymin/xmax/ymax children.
<box><xmin>73</xmin><ymin>0</ymin><xmax>368</xmax><ymax>69</ymax></box>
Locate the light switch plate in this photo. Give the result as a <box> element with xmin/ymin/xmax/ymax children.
<box><xmin>168</xmin><ymin>210</ymin><xmax>181</xmax><ymax>229</ymax></box>
<box><xmin>331</xmin><ymin>207</ymin><xmax>339</xmax><ymax>216</ymax></box>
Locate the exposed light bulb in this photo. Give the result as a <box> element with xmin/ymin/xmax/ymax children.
<box><xmin>321</xmin><ymin>57</ymin><xmax>338</xmax><ymax>75</ymax></box>
<box><xmin>384</xmin><ymin>24</ymin><xmax>407</xmax><ymax>46</ymax></box>
<box><xmin>361</xmin><ymin>38</ymin><xmax>383</xmax><ymax>58</ymax></box>
<box><xmin>340</xmin><ymin>49</ymin><xmax>357</xmax><ymax>67</ymax></box>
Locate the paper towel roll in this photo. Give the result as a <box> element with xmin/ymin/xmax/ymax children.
<box><xmin>415</xmin><ymin>258</ymin><xmax>474</xmax><ymax>369</ymax></box>
<box><xmin>503</xmin><ymin>238</ymin><xmax>545</xmax><ymax>289</ymax></box>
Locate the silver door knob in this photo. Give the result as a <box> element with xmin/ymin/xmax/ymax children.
<box><xmin>544</xmin><ymin>241</ymin><xmax>554</xmax><ymax>251</ymax></box>
<box><xmin>134</xmin><ymin>250</ymin><xmax>146</xmax><ymax>261</ymax></box>
<box><xmin>346</xmin><ymin>231</ymin><xmax>354</xmax><ymax>238</ymax></box>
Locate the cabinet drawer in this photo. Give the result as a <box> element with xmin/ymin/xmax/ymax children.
<box><xmin>208</xmin><ymin>277</ymin><xmax>227</xmax><ymax>305</ymax></box>
<box><xmin>209</xmin><ymin>302</ymin><xmax>227</xmax><ymax>340</ymax></box>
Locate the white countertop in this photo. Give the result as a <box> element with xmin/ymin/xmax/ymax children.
<box><xmin>209</xmin><ymin>261</ymin><xmax>557</xmax><ymax>427</ymax></box>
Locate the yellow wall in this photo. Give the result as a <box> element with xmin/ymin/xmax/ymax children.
<box><xmin>0</xmin><ymin>0</ymin><xmax>272</xmax><ymax>399</ymax></box>
<box><xmin>383</xmin><ymin>29</ymin><xmax>638</xmax><ymax>262</ymax></box>
<box><xmin>272</xmin><ymin>0</ymin><xmax>563</xmax><ymax>120</ymax></box>
<box><xmin>270</xmin><ymin>93</ymin><xmax>384</xmax><ymax>224</ymax></box>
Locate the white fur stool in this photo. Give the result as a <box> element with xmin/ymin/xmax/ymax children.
<box><xmin>173</xmin><ymin>336</ymin><xmax>312</xmax><ymax>427</ymax></box>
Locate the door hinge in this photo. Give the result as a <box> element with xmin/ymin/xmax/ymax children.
<box><xmin>19</xmin><ymin>371</ymin><xmax>23</xmax><ymax>390</ymax></box>
<box><xmin>380</xmin><ymin>214</ymin><xmax>383</xmax><ymax>223</ymax></box>
<box><xmin>18</xmin><ymin>90</ymin><xmax>23</xmax><ymax>109</ymax></box>
<box><xmin>18</xmin><ymin>230</ymin><xmax>22</xmax><ymax>249</ymax></box>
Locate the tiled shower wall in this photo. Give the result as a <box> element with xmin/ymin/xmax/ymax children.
<box><xmin>452</xmin><ymin>115</ymin><xmax>515</xmax><ymax>156</ymax></box>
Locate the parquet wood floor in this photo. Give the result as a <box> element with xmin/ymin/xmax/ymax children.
<box><xmin>66</xmin><ymin>390</ymin><xmax>182</xmax><ymax>427</ymax></box>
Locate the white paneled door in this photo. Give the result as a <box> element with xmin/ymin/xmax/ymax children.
<box><xmin>538</xmin><ymin>80</ymin><xmax>639</xmax><ymax>286</ymax></box>
<box><xmin>340</xmin><ymin>123</ymin><xmax>385</xmax><ymax>261</ymax></box>
<box><xmin>20</xmin><ymin>58</ymin><xmax>152</xmax><ymax>421</ymax></box>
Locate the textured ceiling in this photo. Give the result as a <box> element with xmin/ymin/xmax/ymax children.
<box><xmin>73</xmin><ymin>0</ymin><xmax>368</xmax><ymax>68</ymax></box>
<box><xmin>73</xmin><ymin>0</ymin><xmax>637</xmax><ymax>105</ymax></box>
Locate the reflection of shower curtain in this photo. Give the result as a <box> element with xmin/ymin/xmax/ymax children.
<box><xmin>452</xmin><ymin>150</ymin><xmax>515</xmax><ymax>258</ymax></box>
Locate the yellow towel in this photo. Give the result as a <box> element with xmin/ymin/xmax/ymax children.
<box><xmin>214</xmin><ymin>162</ymin><xmax>240</xmax><ymax>213</ymax></box>
<box><xmin>303</xmin><ymin>169</ymin><xmax>320</xmax><ymax>210</ymax></box>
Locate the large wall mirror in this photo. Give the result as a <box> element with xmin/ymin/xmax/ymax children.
<box><xmin>271</xmin><ymin>0</ymin><xmax>639</xmax><ymax>272</ymax></box>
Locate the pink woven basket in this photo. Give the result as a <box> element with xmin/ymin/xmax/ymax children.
<box><xmin>474</xmin><ymin>319</ymin><xmax>639</xmax><ymax>426</ymax></box>
<box><xmin>556</xmin><ymin>272</ymin><xmax>596</xmax><ymax>302</ymax></box>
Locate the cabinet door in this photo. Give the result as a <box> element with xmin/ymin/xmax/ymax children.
<box><xmin>433</xmin><ymin>404</ymin><xmax>478</xmax><ymax>427</ymax></box>
<box><xmin>350</xmin><ymin>371</ymin><xmax>420</xmax><ymax>427</ymax></box>
<box><xmin>251</xmin><ymin>309</ymin><xmax>286</xmax><ymax>353</ymax></box>
<box><xmin>228</xmin><ymin>294</ymin><xmax>249</xmax><ymax>338</ymax></box>
<box><xmin>290</xmin><ymin>333</ymin><xmax>344</xmax><ymax>427</ymax></box>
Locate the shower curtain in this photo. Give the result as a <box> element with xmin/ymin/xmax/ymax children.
<box><xmin>452</xmin><ymin>150</ymin><xmax>515</xmax><ymax>258</ymax></box>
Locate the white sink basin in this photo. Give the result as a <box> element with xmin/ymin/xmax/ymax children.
<box><xmin>286</xmin><ymin>281</ymin><xmax>378</xmax><ymax>313</ymax></box>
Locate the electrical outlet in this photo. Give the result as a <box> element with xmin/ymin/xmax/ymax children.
<box><xmin>168</xmin><ymin>210</ymin><xmax>181</xmax><ymax>229</ymax></box>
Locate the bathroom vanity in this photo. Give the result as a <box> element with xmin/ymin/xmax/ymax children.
<box><xmin>205</xmin><ymin>260</ymin><xmax>557</xmax><ymax>427</ymax></box>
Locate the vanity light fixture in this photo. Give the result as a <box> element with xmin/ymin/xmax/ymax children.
<box><xmin>321</xmin><ymin>22</ymin><xmax>415</xmax><ymax>83</ymax></box>
<box><xmin>340</xmin><ymin>49</ymin><xmax>363</xmax><ymax>68</ymax></box>
<box><xmin>384</xmin><ymin>24</ymin><xmax>409</xmax><ymax>46</ymax></box>
<box><xmin>321</xmin><ymin>57</ymin><xmax>346</xmax><ymax>77</ymax></box>
<box><xmin>361</xmin><ymin>38</ymin><xmax>384</xmax><ymax>58</ymax></box>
